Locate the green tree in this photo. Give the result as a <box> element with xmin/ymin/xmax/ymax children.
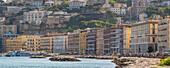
<box><xmin>109</xmin><ymin>0</ymin><xmax>115</xmax><ymax>6</ymax></box>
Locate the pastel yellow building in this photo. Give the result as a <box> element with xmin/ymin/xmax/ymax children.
<box><xmin>19</xmin><ymin>35</ymin><xmax>41</xmax><ymax>53</ymax></box>
<box><xmin>79</xmin><ymin>32</ymin><xmax>88</xmax><ymax>55</ymax></box>
<box><xmin>6</xmin><ymin>37</ymin><xmax>22</xmax><ymax>52</ymax></box>
<box><xmin>123</xmin><ymin>26</ymin><xmax>131</xmax><ymax>53</ymax></box>
<box><xmin>40</xmin><ymin>36</ymin><xmax>53</xmax><ymax>53</ymax></box>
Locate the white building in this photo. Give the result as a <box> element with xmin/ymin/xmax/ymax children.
<box><xmin>139</xmin><ymin>13</ymin><xmax>147</xmax><ymax>21</ymax></box>
<box><xmin>4</xmin><ymin>6</ymin><xmax>23</xmax><ymax>17</ymax></box>
<box><xmin>53</xmin><ymin>35</ymin><xmax>68</xmax><ymax>53</ymax></box>
<box><xmin>110</xmin><ymin>7</ymin><xmax>126</xmax><ymax>16</ymax></box>
<box><xmin>23</xmin><ymin>11</ymin><xmax>53</xmax><ymax>24</ymax></box>
<box><xmin>69</xmin><ymin>0</ymin><xmax>87</xmax><ymax>10</ymax></box>
<box><xmin>23</xmin><ymin>0</ymin><xmax>43</xmax><ymax>9</ymax></box>
<box><xmin>110</xmin><ymin>8</ymin><xmax>121</xmax><ymax>15</ymax></box>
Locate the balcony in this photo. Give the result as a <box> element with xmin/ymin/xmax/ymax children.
<box><xmin>130</xmin><ymin>35</ymin><xmax>134</xmax><ymax>38</ymax></box>
<box><xmin>137</xmin><ymin>34</ymin><xmax>142</xmax><ymax>37</ymax></box>
<box><xmin>111</xmin><ymin>31</ymin><xmax>119</xmax><ymax>34</ymax></box>
<box><xmin>146</xmin><ymin>34</ymin><xmax>157</xmax><ymax>36</ymax></box>
<box><xmin>111</xmin><ymin>36</ymin><xmax>119</xmax><ymax>38</ymax></box>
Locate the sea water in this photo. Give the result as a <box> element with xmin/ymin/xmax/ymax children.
<box><xmin>0</xmin><ymin>57</ymin><xmax>116</xmax><ymax>68</ymax></box>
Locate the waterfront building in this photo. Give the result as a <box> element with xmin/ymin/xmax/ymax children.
<box><xmin>87</xmin><ymin>29</ymin><xmax>98</xmax><ymax>54</ymax></box>
<box><xmin>110</xmin><ymin>25</ymin><xmax>131</xmax><ymax>53</ymax></box>
<box><xmin>40</xmin><ymin>36</ymin><xmax>53</xmax><ymax>53</ymax></box>
<box><xmin>103</xmin><ymin>28</ymin><xmax>111</xmax><ymax>54</ymax></box>
<box><xmin>110</xmin><ymin>27</ymin><xmax>120</xmax><ymax>53</ymax></box>
<box><xmin>0</xmin><ymin>34</ymin><xmax>18</xmax><ymax>53</ymax></box>
<box><xmin>158</xmin><ymin>16</ymin><xmax>170</xmax><ymax>52</ymax></box>
<box><xmin>130</xmin><ymin>20</ymin><xmax>158</xmax><ymax>53</ymax></box>
<box><xmin>17</xmin><ymin>35</ymin><xmax>31</xmax><ymax>51</ymax></box>
<box><xmin>53</xmin><ymin>35</ymin><xmax>68</xmax><ymax>53</ymax></box>
<box><xmin>96</xmin><ymin>28</ymin><xmax>104</xmax><ymax>55</ymax></box>
<box><xmin>123</xmin><ymin>26</ymin><xmax>131</xmax><ymax>53</ymax></box>
<box><xmin>26</xmin><ymin>35</ymin><xmax>41</xmax><ymax>53</ymax></box>
<box><xmin>5</xmin><ymin>37</ymin><xmax>22</xmax><ymax>52</ymax></box>
<box><xmin>67</xmin><ymin>32</ymin><xmax>79</xmax><ymax>54</ymax></box>
<box><xmin>79</xmin><ymin>32</ymin><xmax>88</xmax><ymax>55</ymax></box>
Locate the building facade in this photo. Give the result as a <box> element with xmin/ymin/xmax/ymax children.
<box><xmin>87</xmin><ymin>29</ymin><xmax>98</xmax><ymax>54</ymax></box>
<box><xmin>26</xmin><ymin>35</ymin><xmax>41</xmax><ymax>53</ymax></box>
<box><xmin>123</xmin><ymin>26</ymin><xmax>131</xmax><ymax>53</ymax></box>
<box><xmin>130</xmin><ymin>20</ymin><xmax>158</xmax><ymax>53</ymax></box>
<box><xmin>96</xmin><ymin>29</ymin><xmax>104</xmax><ymax>55</ymax></box>
<box><xmin>40</xmin><ymin>36</ymin><xmax>53</xmax><ymax>53</ymax></box>
<box><xmin>0</xmin><ymin>25</ymin><xmax>17</xmax><ymax>34</ymax></box>
<box><xmin>69</xmin><ymin>1</ymin><xmax>86</xmax><ymax>10</ymax></box>
<box><xmin>158</xmin><ymin>16</ymin><xmax>170</xmax><ymax>52</ymax></box>
<box><xmin>79</xmin><ymin>32</ymin><xmax>88</xmax><ymax>55</ymax></box>
<box><xmin>67</xmin><ymin>33</ymin><xmax>79</xmax><ymax>54</ymax></box>
<box><xmin>5</xmin><ymin>37</ymin><xmax>22</xmax><ymax>52</ymax></box>
<box><xmin>53</xmin><ymin>35</ymin><xmax>68</xmax><ymax>53</ymax></box>
<box><xmin>23</xmin><ymin>11</ymin><xmax>52</xmax><ymax>24</ymax></box>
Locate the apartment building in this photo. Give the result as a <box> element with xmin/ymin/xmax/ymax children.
<box><xmin>0</xmin><ymin>25</ymin><xmax>17</xmax><ymax>34</ymax></box>
<box><xmin>5</xmin><ymin>37</ymin><xmax>22</xmax><ymax>52</ymax></box>
<box><xmin>87</xmin><ymin>29</ymin><xmax>98</xmax><ymax>54</ymax></box>
<box><xmin>17</xmin><ymin>35</ymin><xmax>32</xmax><ymax>51</ymax></box>
<box><xmin>158</xmin><ymin>16</ymin><xmax>170</xmax><ymax>52</ymax></box>
<box><xmin>40</xmin><ymin>36</ymin><xmax>53</xmax><ymax>53</ymax></box>
<box><xmin>67</xmin><ymin>32</ymin><xmax>79</xmax><ymax>54</ymax></box>
<box><xmin>110</xmin><ymin>7</ymin><xmax>127</xmax><ymax>16</ymax></box>
<box><xmin>69</xmin><ymin>0</ymin><xmax>86</xmax><ymax>10</ymax></box>
<box><xmin>114</xmin><ymin>3</ymin><xmax>127</xmax><ymax>8</ymax></box>
<box><xmin>110</xmin><ymin>28</ymin><xmax>120</xmax><ymax>53</ymax></box>
<box><xmin>23</xmin><ymin>0</ymin><xmax>43</xmax><ymax>9</ymax></box>
<box><xmin>79</xmin><ymin>32</ymin><xmax>88</xmax><ymax>55</ymax></box>
<box><xmin>130</xmin><ymin>20</ymin><xmax>158</xmax><ymax>53</ymax></box>
<box><xmin>45</xmin><ymin>12</ymin><xmax>78</xmax><ymax>25</ymax></box>
<box><xmin>26</xmin><ymin>35</ymin><xmax>41</xmax><ymax>53</ymax></box>
<box><xmin>23</xmin><ymin>11</ymin><xmax>52</xmax><ymax>24</ymax></box>
<box><xmin>0</xmin><ymin>34</ymin><xmax>18</xmax><ymax>53</ymax></box>
<box><xmin>123</xmin><ymin>26</ymin><xmax>131</xmax><ymax>53</ymax></box>
<box><xmin>4</xmin><ymin>6</ymin><xmax>22</xmax><ymax>17</ymax></box>
<box><xmin>103</xmin><ymin>28</ymin><xmax>111</xmax><ymax>54</ymax></box>
<box><xmin>53</xmin><ymin>35</ymin><xmax>68</xmax><ymax>53</ymax></box>
<box><xmin>96</xmin><ymin>29</ymin><xmax>104</xmax><ymax>55</ymax></box>
<box><xmin>131</xmin><ymin>7</ymin><xmax>146</xmax><ymax>17</ymax></box>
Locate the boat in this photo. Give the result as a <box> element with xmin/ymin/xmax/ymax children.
<box><xmin>5</xmin><ymin>50</ymin><xmax>31</xmax><ymax>57</ymax></box>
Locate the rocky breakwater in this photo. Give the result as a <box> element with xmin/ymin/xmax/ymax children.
<box><xmin>112</xmin><ymin>57</ymin><xmax>167</xmax><ymax>68</ymax></box>
<box><xmin>30</xmin><ymin>55</ymin><xmax>46</xmax><ymax>58</ymax></box>
<box><xmin>49</xmin><ymin>56</ymin><xmax>80</xmax><ymax>61</ymax></box>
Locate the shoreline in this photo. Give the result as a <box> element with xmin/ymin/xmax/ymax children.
<box><xmin>113</xmin><ymin>57</ymin><xmax>169</xmax><ymax>68</ymax></box>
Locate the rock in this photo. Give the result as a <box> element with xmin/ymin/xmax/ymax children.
<box><xmin>30</xmin><ymin>56</ymin><xmax>46</xmax><ymax>58</ymax></box>
<box><xmin>112</xmin><ymin>57</ymin><xmax>165</xmax><ymax>68</ymax></box>
<box><xmin>49</xmin><ymin>56</ymin><xmax>80</xmax><ymax>61</ymax></box>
